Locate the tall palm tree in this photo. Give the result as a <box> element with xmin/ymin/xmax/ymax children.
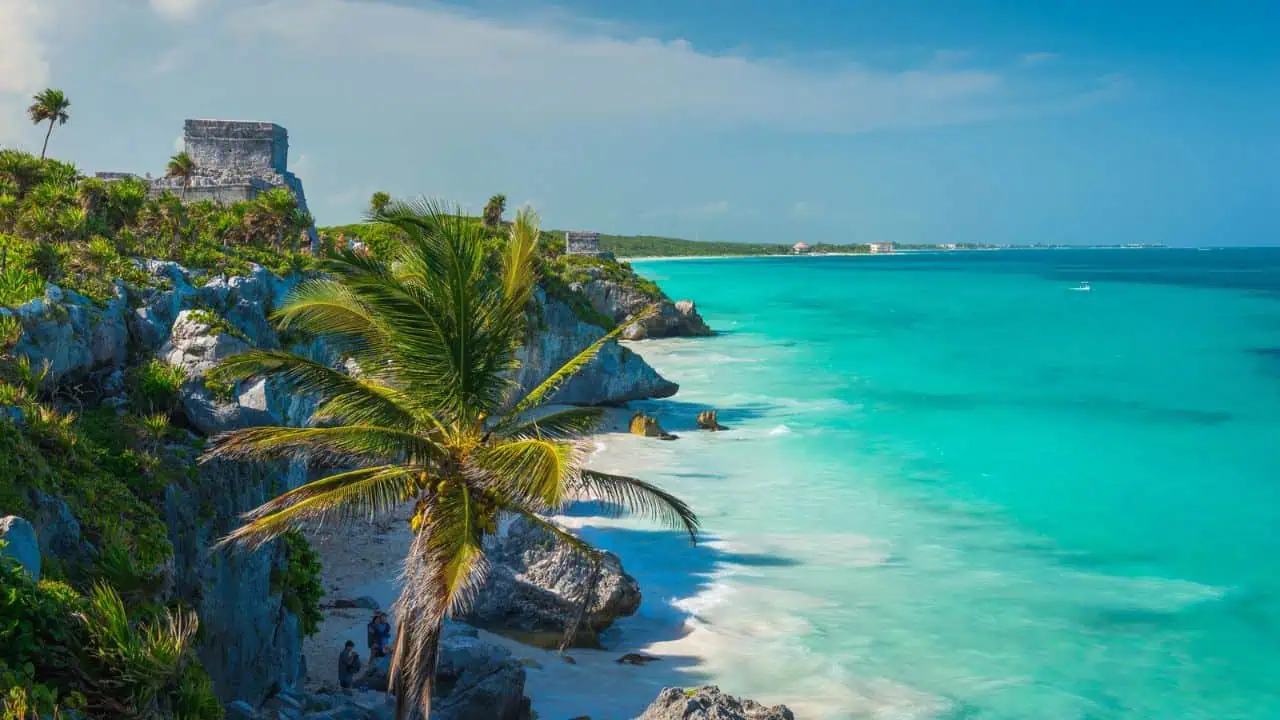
<box><xmin>370</xmin><ymin>191</ymin><xmax>392</xmax><ymax>214</ymax></box>
<box><xmin>27</xmin><ymin>89</ymin><xmax>71</xmax><ymax>160</ymax></box>
<box><xmin>482</xmin><ymin>193</ymin><xmax>506</xmax><ymax>228</ymax></box>
<box><xmin>165</xmin><ymin>151</ymin><xmax>197</xmax><ymax>200</ymax></box>
<box><xmin>203</xmin><ymin>201</ymin><xmax>698</xmax><ymax>720</ymax></box>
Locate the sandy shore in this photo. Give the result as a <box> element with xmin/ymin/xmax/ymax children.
<box><xmin>300</xmin><ymin>405</ymin><xmax>709</xmax><ymax>720</ymax></box>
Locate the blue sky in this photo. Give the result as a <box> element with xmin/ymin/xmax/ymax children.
<box><xmin>1</xmin><ymin>0</ymin><xmax>1276</xmax><ymax>246</ymax></box>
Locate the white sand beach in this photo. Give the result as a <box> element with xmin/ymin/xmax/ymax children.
<box><xmin>300</xmin><ymin>406</ymin><xmax>714</xmax><ymax>720</ymax></box>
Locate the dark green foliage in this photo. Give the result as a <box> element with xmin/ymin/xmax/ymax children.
<box><xmin>0</xmin><ymin>553</ymin><xmax>220</xmax><ymax>720</ymax></box>
<box><xmin>482</xmin><ymin>193</ymin><xmax>506</xmax><ymax>228</ymax></box>
<box><xmin>273</xmin><ymin>531</ymin><xmax>324</xmax><ymax>638</ymax></box>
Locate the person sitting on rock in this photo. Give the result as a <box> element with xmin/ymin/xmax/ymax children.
<box><xmin>338</xmin><ymin>640</ymin><xmax>362</xmax><ymax>689</ymax></box>
<box><xmin>367</xmin><ymin>612</ymin><xmax>393</xmax><ymax>658</ymax></box>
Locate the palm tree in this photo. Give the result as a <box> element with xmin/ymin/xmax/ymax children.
<box><xmin>203</xmin><ymin>200</ymin><xmax>698</xmax><ymax>720</ymax></box>
<box><xmin>27</xmin><ymin>89</ymin><xmax>71</xmax><ymax>160</ymax></box>
<box><xmin>165</xmin><ymin>151</ymin><xmax>197</xmax><ymax>200</ymax></box>
<box><xmin>370</xmin><ymin>191</ymin><xmax>391</xmax><ymax>214</ymax></box>
<box><xmin>254</xmin><ymin>188</ymin><xmax>299</xmax><ymax>251</ymax></box>
<box><xmin>482</xmin><ymin>193</ymin><xmax>506</xmax><ymax>228</ymax></box>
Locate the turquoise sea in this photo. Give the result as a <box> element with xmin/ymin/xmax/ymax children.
<box><xmin>592</xmin><ymin>249</ymin><xmax>1280</xmax><ymax>719</ymax></box>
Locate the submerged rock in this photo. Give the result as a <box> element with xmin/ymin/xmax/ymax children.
<box><xmin>640</xmin><ymin>686</ymin><xmax>795</xmax><ymax>720</ymax></box>
<box><xmin>466</xmin><ymin>515</ymin><xmax>641</xmax><ymax>646</ymax></box>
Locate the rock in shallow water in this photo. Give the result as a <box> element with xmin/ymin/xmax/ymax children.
<box><xmin>639</xmin><ymin>686</ymin><xmax>796</xmax><ymax>720</ymax></box>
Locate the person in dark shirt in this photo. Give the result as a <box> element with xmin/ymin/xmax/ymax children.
<box><xmin>338</xmin><ymin>640</ymin><xmax>362</xmax><ymax>689</ymax></box>
<box><xmin>367</xmin><ymin>612</ymin><xmax>393</xmax><ymax>658</ymax></box>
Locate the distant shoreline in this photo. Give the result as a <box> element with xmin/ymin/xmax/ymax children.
<box><xmin>620</xmin><ymin>246</ymin><xmax>1168</xmax><ymax>262</ymax></box>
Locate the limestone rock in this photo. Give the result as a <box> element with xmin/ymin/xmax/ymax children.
<box><xmin>630</xmin><ymin>412</ymin><xmax>676</xmax><ymax>440</ymax></box>
<box><xmin>358</xmin><ymin>624</ymin><xmax>530</xmax><ymax>720</ymax></box>
<box><xmin>639</xmin><ymin>686</ymin><xmax>795</xmax><ymax>720</ymax></box>
<box><xmin>578</xmin><ymin>279</ymin><xmax>712</xmax><ymax>340</ymax></box>
<box><xmin>696</xmin><ymin>410</ymin><xmax>726</xmax><ymax>431</ymax></box>
<box><xmin>0</xmin><ymin>516</ymin><xmax>40</xmax><ymax>581</ymax></box>
<box><xmin>512</xmin><ymin>288</ymin><xmax>677</xmax><ymax>406</ymax></box>
<box><xmin>164</xmin><ymin>458</ymin><xmax>308</xmax><ymax>704</ymax></box>
<box><xmin>466</xmin><ymin>515</ymin><xmax>641</xmax><ymax>646</ymax></box>
<box><xmin>160</xmin><ymin>309</ymin><xmax>252</xmax><ymax>378</ymax></box>
<box><xmin>8</xmin><ymin>283</ymin><xmax>129</xmax><ymax>384</ymax></box>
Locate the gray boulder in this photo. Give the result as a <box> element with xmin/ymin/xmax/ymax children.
<box><xmin>0</xmin><ymin>516</ymin><xmax>40</xmax><ymax>581</ymax></box>
<box><xmin>358</xmin><ymin>624</ymin><xmax>529</xmax><ymax>720</ymax></box>
<box><xmin>466</xmin><ymin>515</ymin><xmax>641</xmax><ymax>646</ymax></box>
<box><xmin>577</xmin><ymin>279</ymin><xmax>712</xmax><ymax>340</ymax></box>
<box><xmin>513</xmin><ymin>288</ymin><xmax>677</xmax><ymax>406</ymax></box>
<box><xmin>7</xmin><ymin>283</ymin><xmax>129</xmax><ymax>384</ymax></box>
<box><xmin>640</xmin><ymin>686</ymin><xmax>795</xmax><ymax>720</ymax></box>
<box><xmin>160</xmin><ymin>309</ymin><xmax>252</xmax><ymax>377</ymax></box>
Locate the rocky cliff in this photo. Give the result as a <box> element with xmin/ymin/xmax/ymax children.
<box><xmin>1</xmin><ymin>259</ymin><xmax>680</xmax><ymax>708</ymax></box>
<box><xmin>575</xmin><ymin>278</ymin><xmax>712</xmax><ymax>340</ymax></box>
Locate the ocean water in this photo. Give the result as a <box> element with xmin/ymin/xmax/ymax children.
<box><xmin>589</xmin><ymin>249</ymin><xmax>1280</xmax><ymax>719</ymax></box>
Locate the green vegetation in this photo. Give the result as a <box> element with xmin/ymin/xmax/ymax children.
<box><xmin>482</xmin><ymin>193</ymin><xmax>506</xmax><ymax>229</ymax></box>
<box><xmin>207</xmin><ymin>200</ymin><xmax>698</xmax><ymax>720</ymax></box>
<box><xmin>130</xmin><ymin>358</ymin><xmax>187</xmax><ymax>415</ymax></box>
<box><xmin>0</xmin><ymin>149</ymin><xmax>317</xmax><ymax>308</ymax></box>
<box><xmin>273</xmin><ymin>531</ymin><xmax>324</xmax><ymax>638</ymax></box>
<box><xmin>185</xmin><ymin>309</ymin><xmax>248</xmax><ymax>342</ymax></box>
<box><xmin>27</xmin><ymin>89</ymin><xmax>71</xmax><ymax>161</ymax></box>
<box><xmin>0</xmin><ymin>554</ymin><xmax>220</xmax><ymax>719</ymax></box>
<box><xmin>321</xmin><ymin>211</ymin><xmax>677</xmax><ymax>330</ymax></box>
<box><xmin>166</xmin><ymin>151</ymin><xmax>197</xmax><ymax>201</ymax></box>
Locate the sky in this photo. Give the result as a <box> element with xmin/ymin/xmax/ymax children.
<box><xmin>1</xmin><ymin>0</ymin><xmax>1277</xmax><ymax>246</ymax></box>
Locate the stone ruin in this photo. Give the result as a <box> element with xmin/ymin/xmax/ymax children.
<box><xmin>104</xmin><ymin>119</ymin><xmax>318</xmax><ymax>246</ymax></box>
<box><xmin>565</xmin><ymin>230</ymin><xmax>605</xmax><ymax>257</ymax></box>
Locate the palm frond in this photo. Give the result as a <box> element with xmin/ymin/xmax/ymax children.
<box><xmin>468</xmin><ymin>437</ymin><xmax>587</xmax><ymax>510</ymax></box>
<box><xmin>272</xmin><ymin>279</ymin><xmax>388</xmax><ymax>357</ymax></box>
<box><xmin>575</xmin><ymin>470</ymin><xmax>700</xmax><ymax>544</ymax></box>
<box><xmin>214</xmin><ymin>465</ymin><xmax>419</xmax><ymax>551</ymax></box>
<box><xmin>500</xmin><ymin>206</ymin><xmax>540</xmax><ymax>321</ymax></box>
<box><xmin>201</xmin><ymin>425</ymin><xmax>442</xmax><ymax>466</ymax></box>
<box><xmin>500</xmin><ymin>304</ymin><xmax>659</xmax><ymax>424</ymax></box>
<box><xmin>502</xmin><ymin>406</ymin><xmax>605</xmax><ymax>440</ymax></box>
<box><xmin>238</xmin><ymin>464</ymin><xmax>419</xmax><ymax>521</ymax></box>
<box><xmin>207</xmin><ymin>349</ymin><xmax>422</xmax><ymax>428</ymax></box>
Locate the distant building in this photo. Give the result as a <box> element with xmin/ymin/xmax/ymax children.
<box><xmin>792</xmin><ymin>241</ymin><xmax>811</xmax><ymax>254</ymax></box>
<box><xmin>868</xmin><ymin>242</ymin><xmax>894</xmax><ymax>254</ymax></box>
<box><xmin>565</xmin><ymin>231</ymin><xmax>604</xmax><ymax>256</ymax></box>
<box><xmin>938</xmin><ymin>243</ymin><xmax>958</xmax><ymax>250</ymax></box>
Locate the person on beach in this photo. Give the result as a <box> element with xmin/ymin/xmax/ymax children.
<box><xmin>338</xmin><ymin>640</ymin><xmax>362</xmax><ymax>689</ymax></box>
<box><xmin>368</xmin><ymin>612</ymin><xmax>393</xmax><ymax>658</ymax></box>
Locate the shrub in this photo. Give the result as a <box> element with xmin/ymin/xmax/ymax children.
<box><xmin>130</xmin><ymin>359</ymin><xmax>186</xmax><ymax>414</ymax></box>
<box><xmin>0</xmin><ymin>268</ymin><xmax>42</xmax><ymax>307</ymax></box>
<box><xmin>273</xmin><ymin>531</ymin><xmax>324</xmax><ymax>638</ymax></box>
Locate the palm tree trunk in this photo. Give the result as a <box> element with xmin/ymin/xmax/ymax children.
<box><xmin>40</xmin><ymin>120</ymin><xmax>55</xmax><ymax>160</ymax></box>
<box><xmin>180</xmin><ymin>181</ymin><xmax>187</xmax><ymax>201</ymax></box>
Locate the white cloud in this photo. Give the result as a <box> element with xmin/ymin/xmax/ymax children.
<box><xmin>150</xmin><ymin>0</ymin><xmax>204</xmax><ymax>21</ymax></box>
<box><xmin>214</xmin><ymin>0</ymin><xmax>1110</xmax><ymax>135</ymax></box>
<box><xmin>0</xmin><ymin>0</ymin><xmax>52</xmax><ymax>143</ymax></box>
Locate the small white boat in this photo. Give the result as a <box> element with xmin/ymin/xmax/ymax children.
<box><xmin>1071</xmin><ymin>281</ymin><xmax>1091</xmax><ymax>292</ymax></box>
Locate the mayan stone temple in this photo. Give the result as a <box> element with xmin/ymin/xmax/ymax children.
<box><xmin>147</xmin><ymin>119</ymin><xmax>318</xmax><ymax>243</ymax></box>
